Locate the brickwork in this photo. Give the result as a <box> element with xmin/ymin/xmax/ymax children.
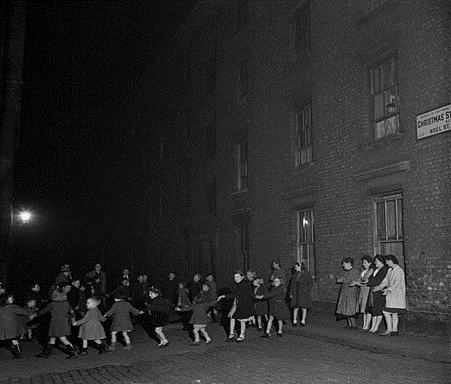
<box><xmin>151</xmin><ymin>0</ymin><xmax>450</xmax><ymax>332</ymax></box>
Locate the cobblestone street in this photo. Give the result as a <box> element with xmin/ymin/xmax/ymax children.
<box><xmin>0</xmin><ymin>320</ymin><xmax>449</xmax><ymax>384</ymax></box>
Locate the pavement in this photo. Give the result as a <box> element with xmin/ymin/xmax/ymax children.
<box><xmin>0</xmin><ymin>308</ymin><xmax>449</xmax><ymax>383</ymax></box>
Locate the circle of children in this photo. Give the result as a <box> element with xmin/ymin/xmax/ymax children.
<box><xmin>0</xmin><ymin>254</ymin><xmax>405</xmax><ymax>360</ymax></box>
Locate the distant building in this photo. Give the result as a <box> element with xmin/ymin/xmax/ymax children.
<box><xmin>142</xmin><ymin>0</ymin><xmax>450</xmax><ymax>334</ymax></box>
<box><xmin>0</xmin><ymin>1</ymin><xmax>26</xmax><ymax>287</ymax></box>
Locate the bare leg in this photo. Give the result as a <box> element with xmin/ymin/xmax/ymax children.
<box><xmin>392</xmin><ymin>313</ymin><xmax>399</xmax><ymax>332</ymax></box>
<box><xmin>369</xmin><ymin>315</ymin><xmax>382</xmax><ymax>332</ymax></box>
<box><xmin>300</xmin><ymin>308</ymin><xmax>307</xmax><ymax>324</ymax></box>
<box><xmin>200</xmin><ymin>327</ymin><xmax>211</xmax><ymax>342</ymax></box>
<box><xmin>122</xmin><ymin>331</ymin><xmax>131</xmax><ymax>345</ymax></box>
<box><xmin>265</xmin><ymin>315</ymin><xmax>274</xmax><ymax>335</ymax></box>
<box><xmin>383</xmin><ymin>311</ymin><xmax>393</xmax><ymax>333</ymax></box>
<box><xmin>238</xmin><ymin>320</ymin><xmax>246</xmax><ymax>339</ymax></box>
<box><xmin>228</xmin><ymin>317</ymin><xmax>236</xmax><ymax>337</ymax></box>
<box><xmin>277</xmin><ymin>320</ymin><xmax>283</xmax><ymax>335</ymax></box>
<box><xmin>155</xmin><ymin>327</ymin><xmax>168</xmax><ymax>345</ymax></box>
<box><xmin>193</xmin><ymin>326</ymin><xmax>200</xmax><ymax>342</ymax></box>
<box><xmin>293</xmin><ymin>307</ymin><xmax>299</xmax><ymax>324</ymax></box>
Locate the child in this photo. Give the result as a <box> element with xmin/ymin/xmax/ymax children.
<box><xmin>21</xmin><ymin>298</ymin><xmax>39</xmax><ymax>340</ymax></box>
<box><xmin>108</xmin><ymin>278</ymin><xmax>131</xmax><ymax>302</ymax></box>
<box><xmin>72</xmin><ymin>296</ymin><xmax>108</xmax><ymax>355</ymax></box>
<box><xmin>177</xmin><ymin>280</ymin><xmax>192</xmax><ymax>331</ymax></box>
<box><xmin>256</xmin><ymin>277</ymin><xmax>290</xmax><ymax>337</ymax></box>
<box><xmin>205</xmin><ymin>275</ymin><xmax>218</xmax><ymax>322</ymax></box>
<box><xmin>145</xmin><ymin>286</ymin><xmax>173</xmax><ymax>348</ymax></box>
<box><xmin>175</xmin><ymin>294</ymin><xmax>217</xmax><ymax>345</ymax></box>
<box><xmin>28</xmin><ymin>283</ymin><xmax>45</xmax><ymax>310</ymax></box>
<box><xmin>36</xmin><ymin>289</ymin><xmax>78</xmax><ymax>359</ymax></box>
<box><xmin>103</xmin><ymin>292</ymin><xmax>144</xmax><ymax>350</ymax></box>
<box><xmin>0</xmin><ymin>294</ymin><xmax>35</xmax><ymax>358</ymax></box>
<box><xmin>253</xmin><ymin>277</ymin><xmax>268</xmax><ymax>331</ymax></box>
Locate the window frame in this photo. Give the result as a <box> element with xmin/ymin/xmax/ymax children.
<box><xmin>296</xmin><ymin>208</ymin><xmax>316</xmax><ymax>278</ymax></box>
<box><xmin>240</xmin><ymin>224</ymin><xmax>250</xmax><ymax>272</ymax></box>
<box><xmin>237</xmin><ymin>0</ymin><xmax>248</xmax><ymax>30</ymax></box>
<box><xmin>365</xmin><ymin>0</ymin><xmax>390</xmax><ymax>15</ymax></box>
<box><xmin>369</xmin><ymin>55</ymin><xmax>400</xmax><ymax>139</ymax></box>
<box><xmin>235</xmin><ymin>140</ymin><xmax>248</xmax><ymax>192</ymax></box>
<box><xmin>295</xmin><ymin>103</ymin><xmax>313</xmax><ymax>166</ymax></box>
<box><xmin>293</xmin><ymin>0</ymin><xmax>311</xmax><ymax>61</ymax></box>
<box><xmin>239</xmin><ymin>58</ymin><xmax>249</xmax><ymax>105</ymax></box>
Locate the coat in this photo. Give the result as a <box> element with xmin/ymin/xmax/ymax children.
<box><xmin>146</xmin><ymin>296</ymin><xmax>174</xmax><ymax>327</ymax></box>
<box><xmin>38</xmin><ymin>300</ymin><xmax>74</xmax><ymax>337</ymax></box>
<box><xmin>104</xmin><ymin>300</ymin><xmax>141</xmax><ymax>332</ymax></box>
<box><xmin>253</xmin><ymin>285</ymin><xmax>269</xmax><ymax>316</ymax></box>
<box><xmin>224</xmin><ymin>279</ymin><xmax>256</xmax><ymax>320</ymax></box>
<box><xmin>73</xmin><ymin>307</ymin><xmax>106</xmax><ymax>340</ymax></box>
<box><xmin>163</xmin><ymin>279</ymin><xmax>179</xmax><ymax>304</ymax></box>
<box><xmin>0</xmin><ymin>304</ymin><xmax>30</xmax><ymax>340</ymax></box>
<box><xmin>178</xmin><ymin>300</ymin><xmax>217</xmax><ymax>325</ymax></box>
<box><xmin>177</xmin><ymin>288</ymin><xmax>191</xmax><ymax>307</ymax></box>
<box><xmin>366</xmin><ymin>265</ymin><xmax>389</xmax><ymax>316</ymax></box>
<box><xmin>85</xmin><ymin>270</ymin><xmax>106</xmax><ymax>296</ymax></box>
<box><xmin>335</xmin><ymin>268</ymin><xmax>360</xmax><ymax>317</ymax></box>
<box><xmin>262</xmin><ymin>284</ymin><xmax>290</xmax><ymax>320</ymax></box>
<box><xmin>289</xmin><ymin>271</ymin><xmax>313</xmax><ymax>309</ymax></box>
<box><xmin>356</xmin><ymin>267</ymin><xmax>374</xmax><ymax>313</ymax></box>
<box><xmin>380</xmin><ymin>265</ymin><xmax>406</xmax><ymax>310</ymax></box>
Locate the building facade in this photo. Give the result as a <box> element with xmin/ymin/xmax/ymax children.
<box><xmin>147</xmin><ymin>0</ymin><xmax>450</xmax><ymax>334</ymax></box>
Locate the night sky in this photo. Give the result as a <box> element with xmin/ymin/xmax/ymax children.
<box><xmin>10</xmin><ymin>1</ymin><xmax>192</xmax><ymax>289</ymax></box>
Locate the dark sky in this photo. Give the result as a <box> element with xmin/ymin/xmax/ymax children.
<box><xmin>14</xmin><ymin>1</ymin><xmax>192</xmax><ymax>248</ymax></box>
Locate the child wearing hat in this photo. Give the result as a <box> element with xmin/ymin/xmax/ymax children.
<box><xmin>103</xmin><ymin>292</ymin><xmax>144</xmax><ymax>350</ymax></box>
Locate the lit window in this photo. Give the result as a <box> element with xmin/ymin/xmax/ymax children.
<box><xmin>295</xmin><ymin>104</ymin><xmax>313</xmax><ymax>165</ymax></box>
<box><xmin>366</xmin><ymin>0</ymin><xmax>389</xmax><ymax>14</ymax></box>
<box><xmin>236</xmin><ymin>140</ymin><xmax>248</xmax><ymax>192</ymax></box>
<box><xmin>296</xmin><ymin>209</ymin><xmax>315</xmax><ymax>277</ymax></box>
<box><xmin>370</xmin><ymin>57</ymin><xmax>399</xmax><ymax>139</ymax></box>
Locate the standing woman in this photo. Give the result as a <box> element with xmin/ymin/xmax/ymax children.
<box><xmin>289</xmin><ymin>262</ymin><xmax>313</xmax><ymax>327</ymax></box>
<box><xmin>269</xmin><ymin>260</ymin><xmax>286</xmax><ymax>285</ymax></box>
<box><xmin>353</xmin><ymin>255</ymin><xmax>374</xmax><ymax>331</ymax></box>
<box><xmin>335</xmin><ymin>257</ymin><xmax>360</xmax><ymax>329</ymax></box>
<box><xmin>377</xmin><ymin>255</ymin><xmax>406</xmax><ymax>336</ymax></box>
<box><xmin>217</xmin><ymin>270</ymin><xmax>255</xmax><ymax>342</ymax></box>
<box><xmin>366</xmin><ymin>254</ymin><xmax>389</xmax><ymax>333</ymax></box>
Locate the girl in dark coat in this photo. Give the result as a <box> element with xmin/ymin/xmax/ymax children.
<box><xmin>253</xmin><ymin>277</ymin><xmax>268</xmax><ymax>331</ymax></box>
<box><xmin>145</xmin><ymin>286</ymin><xmax>174</xmax><ymax>348</ymax></box>
<box><xmin>36</xmin><ymin>289</ymin><xmax>78</xmax><ymax>359</ymax></box>
<box><xmin>289</xmin><ymin>262</ymin><xmax>313</xmax><ymax>326</ymax></box>
<box><xmin>217</xmin><ymin>270</ymin><xmax>255</xmax><ymax>342</ymax></box>
<box><xmin>366</xmin><ymin>254</ymin><xmax>389</xmax><ymax>333</ymax></box>
<box><xmin>256</xmin><ymin>277</ymin><xmax>290</xmax><ymax>337</ymax></box>
<box><xmin>104</xmin><ymin>292</ymin><xmax>143</xmax><ymax>350</ymax></box>
<box><xmin>0</xmin><ymin>293</ymin><xmax>35</xmax><ymax>358</ymax></box>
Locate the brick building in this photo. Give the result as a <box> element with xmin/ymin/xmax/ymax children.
<box><xmin>146</xmin><ymin>0</ymin><xmax>450</xmax><ymax>333</ymax></box>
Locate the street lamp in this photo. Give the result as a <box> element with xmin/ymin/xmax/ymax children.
<box><xmin>18</xmin><ymin>210</ymin><xmax>32</xmax><ymax>223</ymax></box>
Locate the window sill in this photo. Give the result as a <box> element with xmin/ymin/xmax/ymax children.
<box><xmin>354</xmin><ymin>0</ymin><xmax>396</xmax><ymax>28</ymax></box>
<box><xmin>287</xmin><ymin>162</ymin><xmax>314</xmax><ymax>176</ymax></box>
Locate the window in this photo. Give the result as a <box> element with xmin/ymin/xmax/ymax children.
<box><xmin>237</xmin><ymin>0</ymin><xmax>248</xmax><ymax>30</ymax></box>
<box><xmin>239</xmin><ymin>58</ymin><xmax>249</xmax><ymax>105</ymax></box>
<box><xmin>365</xmin><ymin>0</ymin><xmax>390</xmax><ymax>14</ymax></box>
<box><xmin>374</xmin><ymin>193</ymin><xmax>404</xmax><ymax>266</ymax></box>
<box><xmin>240</xmin><ymin>224</ymin><xmax>250</xmax><ymax>272</ymax></box>
<box><xmin>370</xmin><ymin>56</ymin><xmax>399</xmax><ymax>139</ymax></box>
<box><xmin>296</xmin><ymin>209</ymin><xmax>315</xmax><ymax>277</ymax></box>
<box><xmin>236</xmin><ymin>140</ymin><xmax>248</xmax><ymax>192</ymax></box>
<box><xmin>294</xmin><ymin>1</ymin><xmax>311</xmax><ymax>61</ymax></box>
<box><xmin>295</xmin><ymin>104</ymin><xmax>313</xmax><ymax>165</ymax></box>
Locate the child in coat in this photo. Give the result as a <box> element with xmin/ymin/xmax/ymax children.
<box><xmin>37</xmin><ymin>289</ymin><xmax>78</xmax><ymax>359</ymax></box>
<box><xmin>256</xmin><ymin>277</ymin><xmax>290</xmax><ymax>337</ymax></box>
<box><xmin>72</xmin><ymin>296</ymin><xmax>108</xmax><ymax>355</ymax></box>
<box><xmin>175</xmin><ymin>294</ymin><xmax>217</xmax><ymax>345</ymax></box>
<box><xmin>145</xmin><ymin>286</ymin><xmax>174</xmax><ymax>348</ymax></box>
<box><xmin>177</xmin><ymin>280</ymin><xmax>192</xmax><ymax>331</ymax></box>
<box><xmin>0</xmin><ymin>293</ymin><xmax>36</xmax><ymax>358</ymax></box>
<box><xmin>20</xmin><ymin>297</ymin><xmax>39</xmax><ymax>340</ymax></box>
<box><xmin>103</xmin><ymin>292</ymin><xmax>144</xmax><ymax>350</ymax></box>
<box><xmin>253</xmin><ymin>277</ymin><xmax>268</xmax><ymax>331</ymax></box>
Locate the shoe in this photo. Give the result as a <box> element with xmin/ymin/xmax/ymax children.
<box><xmin>78</xmin><ymin>348</ymin><xmax>88</xmax><ymax>356</ymax></box>
<box><xmin>205</xmin><ymin>339</ymin><xmax>212</xmax><ymax>344</ymax></box>
<box><xmin>109</xmin><ymin>343</ymin><xmax>116</xmax><ymax>351</ymax></box>
<box><xmin>65</xmin><ymin>344</ymin><xmax>78</xmax><ymax>359</ymax></box>
<box><xmin>390</xmin><ymin>331</ymin><xmax>399</xmax><ymax>336</ymax></box>
<box><xmin>379</xmin><ymin>331</ymin><xmax>391</xmax><ymax>336</ymax></box>
<box><xmin>37</xmin><ymin>344</ymin><xmax>54</xmax><ymax>358</ymax></box>
<box><xmin>277</xmin><ymin>333</ymin><xmax>283</xmax><ymax>337</ymax></box>
<box><xmin>190</xmin><ymin>341</ymin><xmax>201</xmax><ymax>346</ymax></box>
<box><xmin>158</xmin><ymin>342</ymin><xmax>169</xmax><ymax>348</ymax></box>
<box><xmin>225</xmin><ymin>335</ymin><xmax>234</xmax><ymax>342</ymax></box>
<box><xmin>261</xmin><ymin>333</ymin><xmax>271</xmax><ymax>338</ymax></box>
<box><xmin>99</xmin><ymin>342</ymin><xmax>109</xmax><ymax>354</ymax></box>
<box><xmin>10</xmin><ymin>344</ymin><xmax>22</xmax><ymax>359</ymax></box>
<box><xmin>236</xmin><ymin>337</ymin><xmax>245</xmax><ymax>342</ymax></box>
<box><xmin>300</xmin><ymin>322</ymin><xmax>305</xmax><ymax>327</ymax></box>
<box><xmin>292</xmin><ymin>322</ymin><xmax>298</xmax><ymax>327</ymax></box>
<box><xmin>124</xmin><ymin>344</ymin><xmax>132</xmax><ymax>350</ymax></box>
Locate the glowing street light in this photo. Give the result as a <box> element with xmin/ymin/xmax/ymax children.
<box><xmin>18</xmin><ymin>210</ymin><xmax>32</xmax><ymax>223</ymax></box>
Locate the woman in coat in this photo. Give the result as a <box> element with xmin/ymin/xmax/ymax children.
<box><xmin>289</xmin><ymin>262</ymin><xmax>313</xmax><ymax>327</ymax></box>
<box><xmin>352</xmin><ymin>255</ymin><xmax>374</xmax><ymax>331</ymax></box>
<box><xmin>36</xmin><ymin>289</ymin><xmax>78</xmax><ymax>359</ymax></box>
<box><xmin>256</xmin><ymin>277</ymin><xmax>290</xmax><ymax>337</ymax></box>
<box><xmin>335</xmin><ymin>257</ymin><xmax>360</xmax><ymax>328</ymax></box>
<box><xmin>366</xmin><ymin>254</ymin><xmax>389</xmax><ymax>333</ymax></box>
<box><xmin>217</xmin><ymin>270</ymin><xmax>255</xmax><ymax>342</ymax></box>
<box><xmin>376</xmin><ymin>254</ymin><xmax>406</xmax><ymax>336</ymax></box>
<box><xmin>0</xmin><ymin>293</ymin><xmax>34</xmax><ymax>358</ymax></box>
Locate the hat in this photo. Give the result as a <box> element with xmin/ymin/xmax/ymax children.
<box><xmin>61</xmin><ymin>266</ymin><xmax>70</xmax><ymax>273</ymax></box>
